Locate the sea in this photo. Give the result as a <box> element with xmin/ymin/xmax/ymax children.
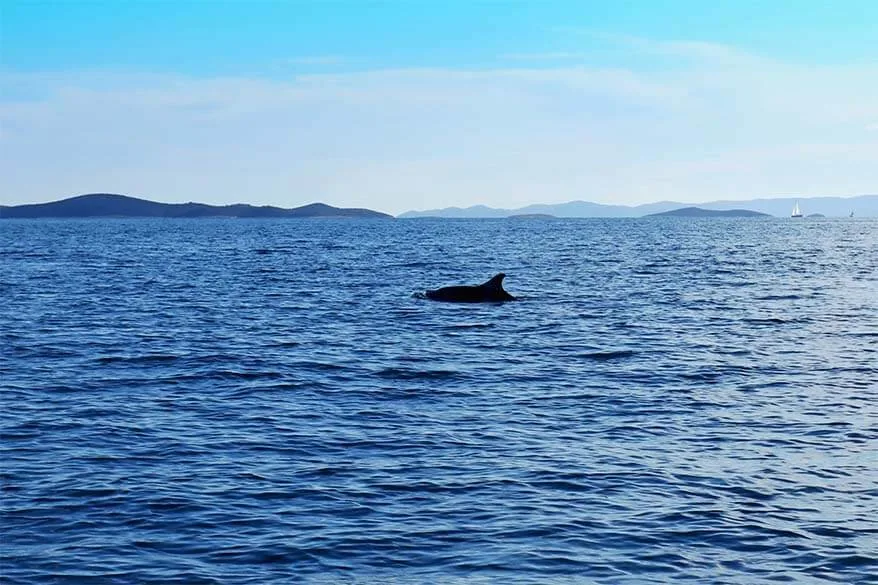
<box><xmin>1</xmin><ymin>217</ymin><xmax>876</xmax><ymax>584</ymax></box>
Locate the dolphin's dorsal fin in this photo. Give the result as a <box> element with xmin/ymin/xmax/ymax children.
<box><xmin>481</xmin><ymin>273</ymin><xmax>506</xmax><ymax>290</ymax></box>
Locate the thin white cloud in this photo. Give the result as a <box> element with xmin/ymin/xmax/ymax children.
<box><xmin>567</xmin><ymin>30</ymin><xmax>765</xmax><ymax>65</ymax></box>
<box><xmin>2</xmin><ymin>40</ymin><xmax>877</xmax><ymax>214</ymax></box>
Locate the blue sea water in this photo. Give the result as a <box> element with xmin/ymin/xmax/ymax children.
<box><xmin>1</xmin><ymin>217</ymin><xmax>877</xmax><ymax>584</ymax></box>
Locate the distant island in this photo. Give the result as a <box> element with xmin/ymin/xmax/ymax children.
<box><xmin>0</xmin><ymin>194</ymin><xmax>393</xmax><ymax>219</ymax></box>
<box><xmin>647</xmin><ymin>207</ymin><xmax>770</xmax><ymax>218</ymax></box>
<box><xmin>399</xmin><ymin>194</ymin><xmax>878</xmax><ymax>218</ymax></box>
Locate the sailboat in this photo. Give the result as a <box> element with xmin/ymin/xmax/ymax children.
<box><xmin>791</xmin><ymin>202</ymin><xmax>803</xmax><ymax>218</ymax></box>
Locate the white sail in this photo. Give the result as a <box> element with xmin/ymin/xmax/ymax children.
<box><xmin>791</xmin><ymin>202</ymin><xmax>803</xmax><ymax>217</ymax></box>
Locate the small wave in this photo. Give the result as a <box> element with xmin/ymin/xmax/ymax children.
<box><xmin>743</xmin><ymin>317</ymin><xmax>796</xmax><ymax>325</ymax></box>
<box><xmin>374</xmin><ymin>367</ymin><xmax>462</xmax><ymax>380</ymax></box>
<box><xmin>95</xmin><ymin>354</ymin><xmax>181</xmax><ymax>365</ymax></box>
<box><xmin>529</xmin><ymin>479</ymin><xmax>593</xmax><ymax>492</ymax></box>
<box><xmin>678</xmin><ymin>370</ymin><xmax>723</xmax><ymax>382</ymax></box>
<box><xmin>211</xmin><ymin>369</ymin><xmax>285</xmax><ymax>380</ymax></box>
<box><xmin>389</xmin><ymin>261</ymin><xmax>437</xmax><ymax>268</ymax></box>
<box><xmin>269</xmin><ymin>340</ymin><xmax>301</xmax><ymax>348</ymax></box>
<box><xmin>578</xmin><ymin>350</ymin><xmax>636</xmax><ymax>361</ymax></box>
<box><xmin>289</xmin><ymin>361</ymin><xmax>352</xmax><ymax>372</ymax></box>
<box><xmin>845</xmin><ymin>331</ymin><xmax>878</xmax><ymax>338</ymax></box>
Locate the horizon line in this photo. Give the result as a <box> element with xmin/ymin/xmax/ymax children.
<box><xmin>3</xmin><ymin>191</ymin><xmax>876</xmax><ymax>219</ymax></box>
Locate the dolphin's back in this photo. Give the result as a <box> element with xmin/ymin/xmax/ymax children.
<box><xmin>424</xmin><ymin>273</ymin><xmax>516</xmax><ymax>303</ymax></box>
<box><xmin>426</xmin><ymin>285</ymin><xmax>487</xmax><ymax>302</ymax></box>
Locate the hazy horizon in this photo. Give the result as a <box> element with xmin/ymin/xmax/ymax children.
<box><xmin>4</xmin><ymin>191</ymin><xmax>876</xmax><ymax>219</ymax></box>
<box><xmin>2</xmin><ymin>1</ymin><xmax>877</xmax><ymax>215</ymax></box>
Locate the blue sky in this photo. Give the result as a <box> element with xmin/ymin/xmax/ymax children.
<box><xmin>2</xmin><ymin>0</ymin><xmax>877</xmax><ymax>213</ymax></box>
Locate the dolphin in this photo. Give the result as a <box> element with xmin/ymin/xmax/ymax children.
<box><xmin>424</xmin><ymin>273</ymin><xmax>516</xmax><ymax>303</ymax></box>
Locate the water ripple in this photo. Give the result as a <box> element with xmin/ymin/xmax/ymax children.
<box><xmin>2</xmin><ymin>217</ymin><xmax>877</xmax><ymax>584</ymax></box>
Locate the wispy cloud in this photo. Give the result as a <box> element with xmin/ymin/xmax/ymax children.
<box><xmin>565</xmin><ymin>30</ymin><xmax>764</xmax><ymax>65</ymax></box>
<box><xmin>2</xmin><ymin>38</ymin><xmax>877</xmax><ymax>214</ymax></box>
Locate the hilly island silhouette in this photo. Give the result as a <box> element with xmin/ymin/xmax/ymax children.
<box><xmin>0</xmin><ymin>194</ymin><xmax>393</xmax><ymax>219</ymax></box>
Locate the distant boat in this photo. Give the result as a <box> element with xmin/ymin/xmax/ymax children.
<box><xmin>850</xmin><ymin>211</ymin><xmax>855</xmax><ymax>218</ymax></box>
<box><xmin>791</xmin><ymin>202</ymin><xmax>803</xmax><ymax>218</ymax></box>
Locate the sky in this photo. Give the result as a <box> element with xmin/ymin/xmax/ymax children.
<box><xmin>2</xmin><ymin>0</ymin><xmax>877</xmax><ymax>215</ymax></box>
